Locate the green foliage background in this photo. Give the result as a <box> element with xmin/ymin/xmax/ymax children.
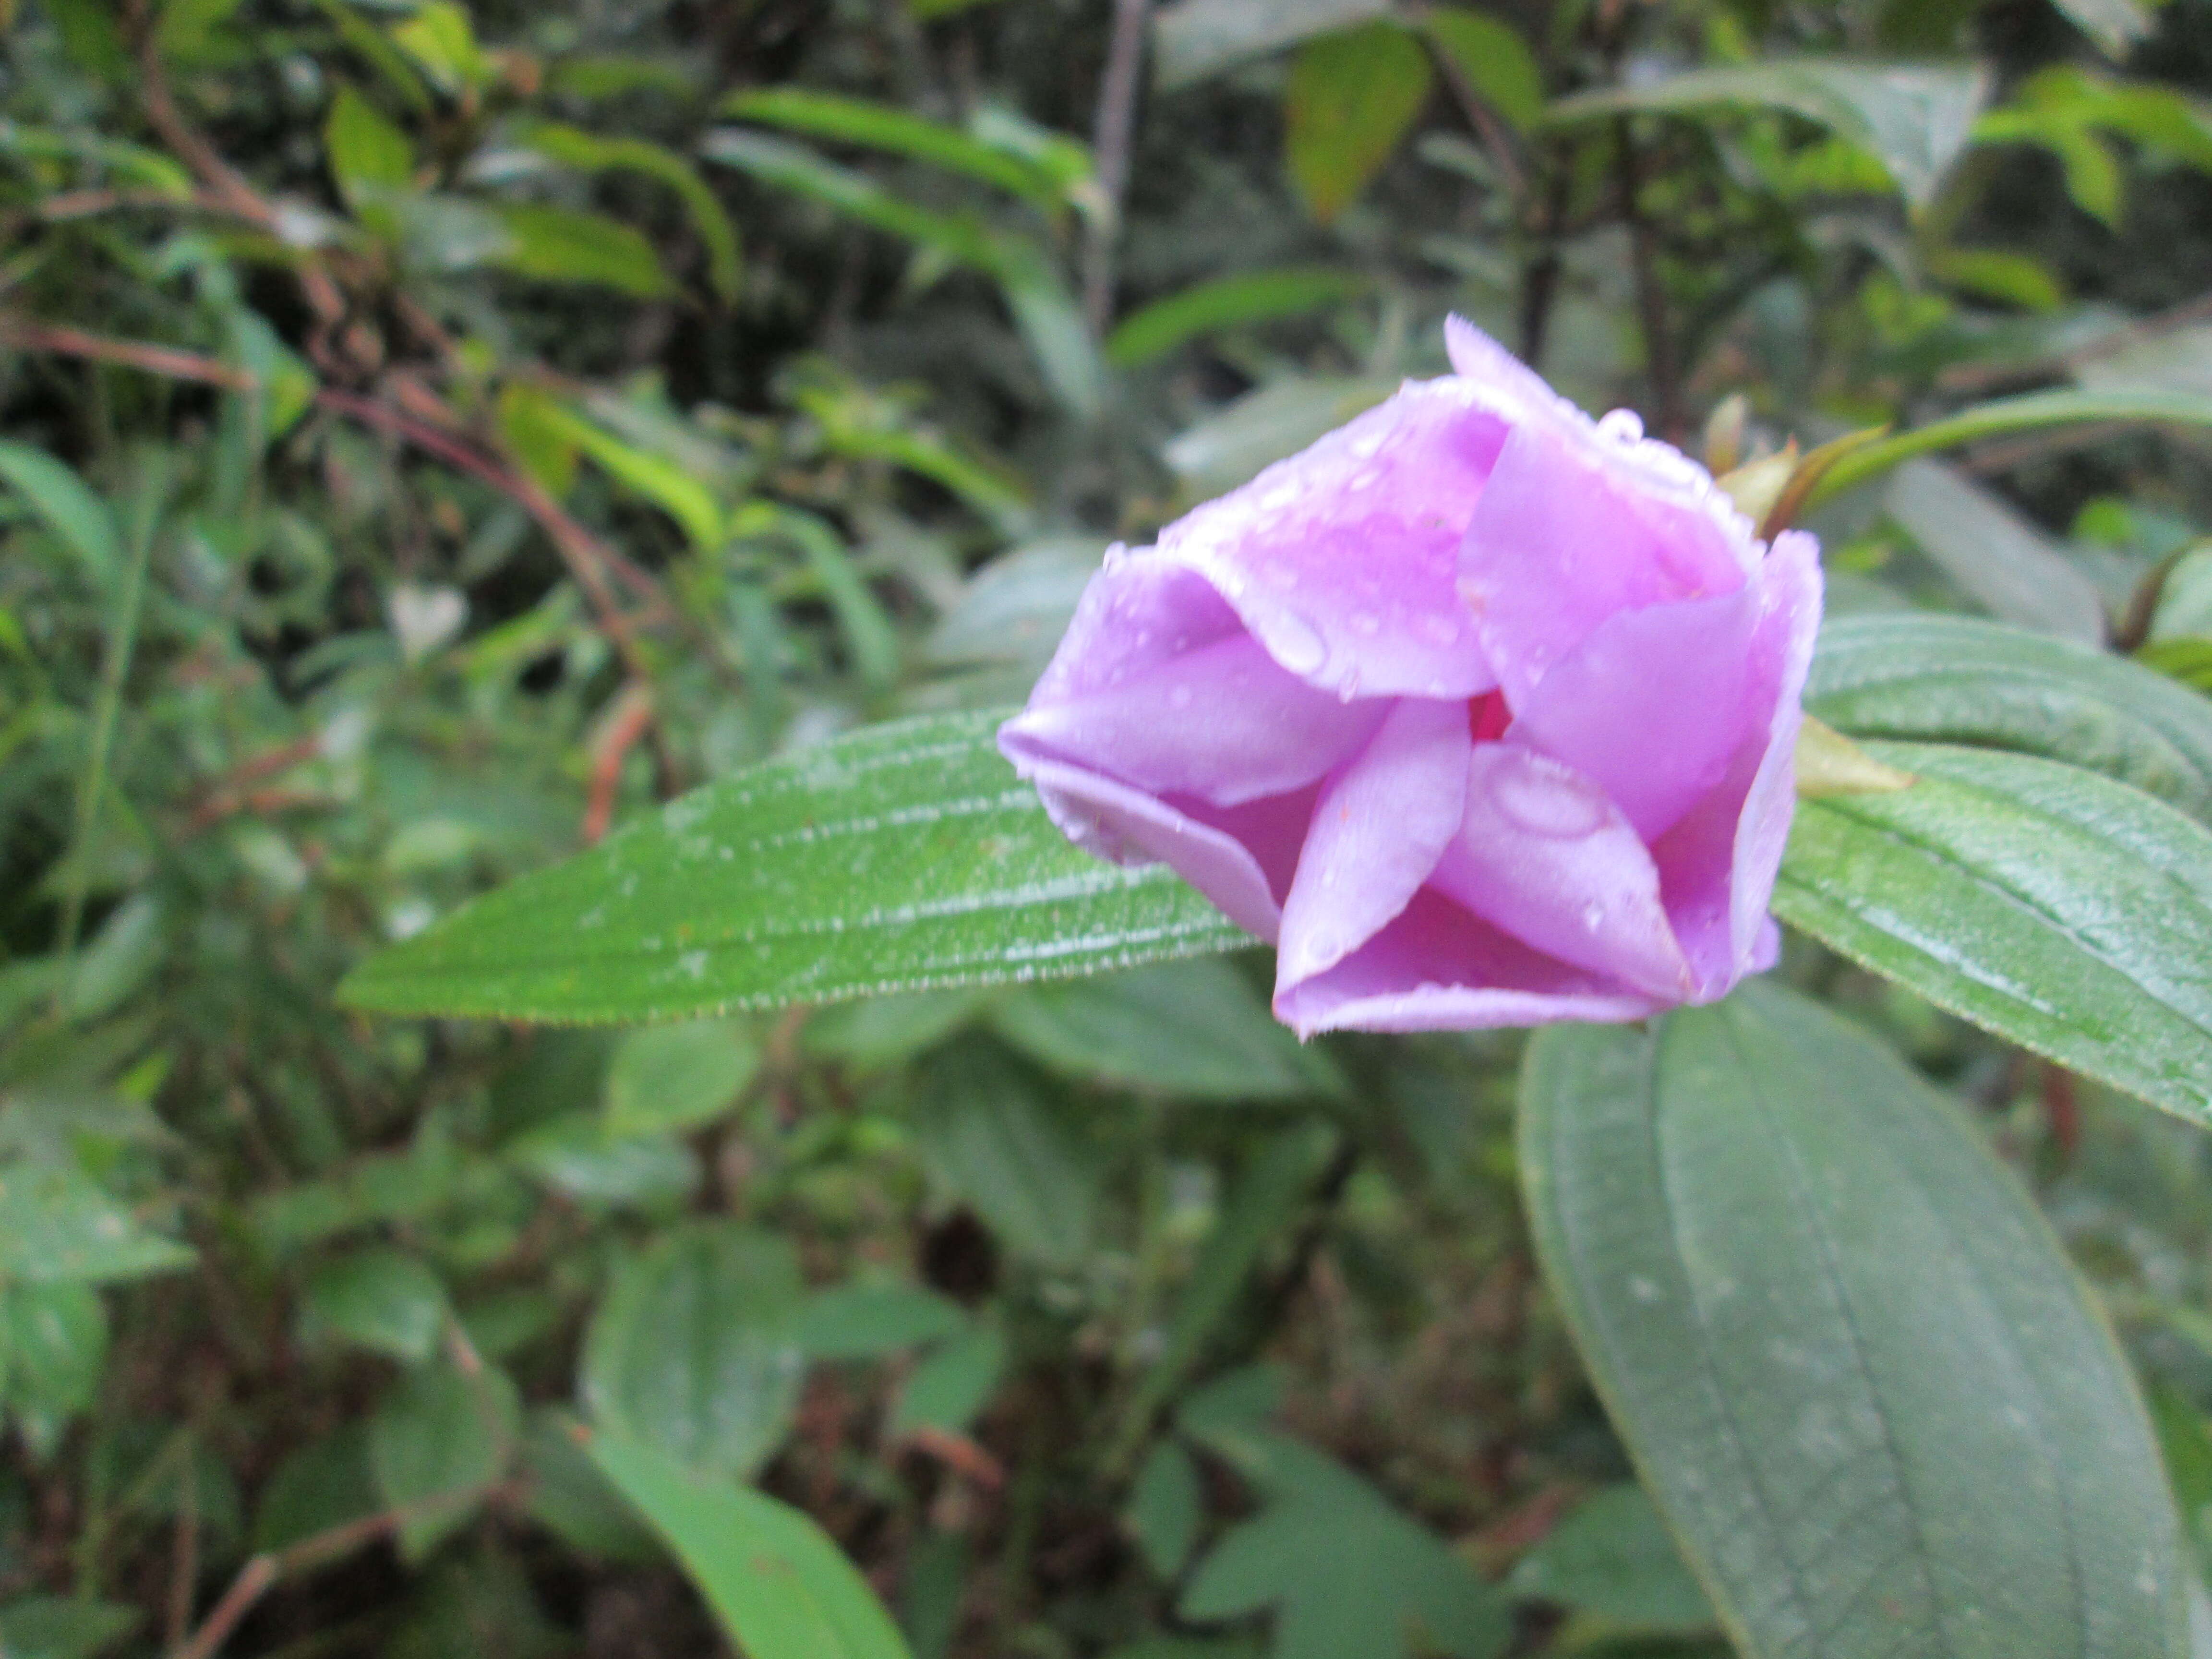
<box><xmin>9</xmin><ymin>0</ymin><xmax>2212</xmax><ymax>1656</ymax></box>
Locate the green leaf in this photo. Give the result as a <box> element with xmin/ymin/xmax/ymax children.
<box><xmin>0</xmin><ymin>1163</ymin><xmax>194</xmax><ymax>1284</ymax></box>
<box><xmin>1777</xmin><ymin>740</ymin><xmax>2212</xmax><ymax>1126</ymax></box>
<box><xmin>1150</xmin><ymin>0</ymin><xmax>1392</xmax><ymax>91</ymax></box>
<box><xmin>0</xmin><ymin>1597</ymin><xmax>138</xmax><ymax>1659</ymax></box>
<box><xmin>0</xmin><ymin>443</ymin><xmax>119</xmax><ymax>589</ymax></box>
<box><xmin>533</xmin><ymin>399</ymin><xmax>726</xmax><ymax>552</ymax></box>
<box><xmin>1807</xmin><ymin>388</ymin><xmax>2212</xmax><ymax>506</ymax></box>
<box><xmin>520</xmin><ymin>1407</ymin><xmax>660</xmax><ymax>1562</ymax></box>
<box><xmin>390</xmin><ymin>0</ymin><xmax>495</xmax><ymax>95</ymax></box>
<box><xmin>1550</xmin><ymin>61</ymin><xmax>1991</xmax><ymax>207</ymax></box>
<box><xmin>1505</xmin><ymin>1486</ymin><xmax>1712</xmax><ymax>1635</ymax></box>
<box><xmin>699</xmin><ymin>131</ymin><xmax>1101</xmax><ymax>415</ymax></box>
<box><xmin>368</xmin><ymin>1359</ymin><xmax>523</xmax><ymax>1561</ymax></box>
<box><xmin>1882</xmin><ymin>461</ymin><xmax>2106</xmax><ymax>641</ymax></box>
<box><xmin>1105</xmin><ymin>268</ymin><xmax>1369</xmax><ymax>368</ymax></box>
<box><xmin>339</xmin><ymin>709</ymin><xmax>1246</xmax><ymax>1024</ymax></box>
<box><xmin>303</xmin><ymin>1247</ymin><xmax>451</xmax><ymax>1362</ymax></box>
<box><xmin>718</xmin><ymin>89</ymin><xmax>1065</xmax><ymax>211</ymax></box>
<box><xmin>492</xmin><ymin>204</ymin><xmax>674</xmax><ymax>297</ymax></box>
<box><xmin>1179</xmin><ymin>1429</ymin><xmax>1508</xmax><ymax>1659</ymax></box>
<box><xmin>517</xmin><ymin>121</ymin><xmax>741</xmax><ymax>302</ymax></box>
<box><xmin>587</xmin><ymin>1429</ymin><xmax>913</xmax><ymax>1659</ymax></box>
<box><xmin>1285</xmin><ymin>24</ymin><xmax>1434</xmax><ymax>225</ymax></box>
<box><xmin>987</xmin><ymin>958</ymin><xmax>1337</xmax><ymax>1100</ymax></box>
<box><xmin>888</xmin><ymin>1321</ymin><xmax>1006</xmax><ymax>1436</ymax></box>
<box><xmin>1127</xmin><ymin>1440</ymin><xmax>1205</xmax><ymax>1577</ymax></box>
<box><xmin>326</xmin><ymin>85</ymin><xmax>415</xmax><ymax>206</ymax></box>
<box><xmin>253</xmin><ymin>1427</ymin><xmax>379</xmax><ymax>1553</ymax></box>
<box><xmin>2053</xmin><ymin>0</ymin><xmax>2157</xmax><ymax>57</ymax></box>
<box><xmin>907</xmin><ymin>1039</ymin><xmax>1098</xmax><ymax>1266</ymax></box>
<box><xmin>1517</xmin><ymin>982</ymin><xmax>2189</xmax><ymax>1659</ymax></box>
<box><xmin>580</xmin><ymin>1223</ymin><xmax>805</xmax><ymax>1480</ymax></box>
<box><xmin>602</xmin><ymin>1019</ymin><xmax>759</xmax><ymax>1138</ymax></box>
<box><xmin>795</xmin><ymin>1283</ymin><xmax>969</xmax><ymax>1361</ymax></box>
<box><xmin>1806</xmin><ymin>613</ymin><xmax>2212</xmax><ymax>828</ymax></box>
<box><xmin>1420</xmin><ymin>9</ymin><xmax>1543</xmax><ymax>132</ymax></box>
<box><xmin>0</xmin><ymin>1281</ymin><xmax>107</xmax><ymax>1454</ymax></box>
<box><xmin>508</xmin><ymin>1115</ymin><xmax>702</xmax><ymax>1208</ymax></box>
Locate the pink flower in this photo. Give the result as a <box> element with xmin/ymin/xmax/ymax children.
<box><xmin>998</xmin><ymin>319</ymin><xmax>1823</xmax><ymax>1035</ymax></box>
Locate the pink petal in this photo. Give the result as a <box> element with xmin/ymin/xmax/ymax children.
<box><xmin>1273</xmin><ymin>889</ymin><xmax>1660</xmax><ymax>1036</ymax></box>
<box><xmin>1459</xmin><ymin>423</ymin><xmax>1755</xmax><ymax>710</ymax></box>
<box><xmin>1002</xmin><ymin>754</ymin><xmax>1286</xmax><ymax>941</ymax></box>
<box><xmin>1506</xmin><ymin>584</ymin><xmax>1760</xmax><ymax>842</ymax></box>
<box><xmin>1276</xmin><ymin>697</ymin><xmax>1472</xmax><ymax>991</ymax></box>
<box><xmin>1429</xmin><ymin>743</ymin><xmax>1694</xmax><ymax>1001</ymax></box>
<box><xmin>1002</xmin><ymin>631</ymin><xmax>1384</xmax><ymax>808</ymax></box>
<box><xmin>1648</xmin><ymin>532</ymin><xmax>1824</xmax><ymax>995</ymax></box>
<box><xmin>1145</xmin><ymin>379</ymin><xmax>1511</xmax><ymax>700</ymax></box>
<box><xmin>1027</xmin><ymin>555</ymin><xmax>1244</xmax><ymax>708</ymax></box>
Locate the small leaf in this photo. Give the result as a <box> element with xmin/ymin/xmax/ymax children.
<box><xmin>1180</xmin><ymin>1430</ymin><xmax>1508</xmax><ymax>1659</ymax></box>
<box><xmin>368</xmin><ymin>1359</ymin><xmax>523</xmax><ymax>1561</ymax></box>
<box><xmin>518</xmin><ymin>121</ymin><xmax>740</xmax><ymax>301</ymax></box>
<box><xmin>796</xmin><ymin>1283</ymin><xmax>969</xmax><ymax>1361</ymax></box>
<box><xmin>0</xmin><ymin>1163</ymin><xmax>193</xmax><ymax>1285</ymax></box>
<box><xmin>253</xmin><ymin>1428</ymin><xmax>379</xmax><ymax>1553</ymax></box>
<box><xmin>1150</xmin><ymin>0</ymin><xmax>1391</xmax><ymax>90</ymax></box>
<box><xmin>1419</xmin><ymin>9</ymin><xmax>1542</xmax><ymax>132</ymax></box>
<box><xmin>1777</xmin><ymin>740</ymin><xmax>2212</xmax><ymax>1125</ymax></box>
<box><xmin>493</xmin><ymin>204</ymin><xmax>673</xmax><ymax>297</ymax></box>
<box><xmin>325</xmin><ymin>85</ymin><xmax>414</xmax><ymax>206</ymax></box>
<box><xmin>1106</xmin><ymin>268</ymin><xmax>1369</xmax><ymax>368</ymax></box>
<box><xmin>602</xmin><ymin>1020</ymin><xmax>759</xmax><ymax>1138</ymax></box>
<box><xmin>0</xmin><ymin>1282</ymin><xmax>107</xmax><ymax>1453</ymax></box>
<box><xmin>718</xmin><ymin>89</ymin><xmax>1064</xmax><ymax>210</ymax></box>
<box><xmin>889</xmin><ymin>1322</ymin><xmax>1006</xmax><ymax>1436</ymax></box>
<box><xmin>1506</xmin><ymin>1486</ymin><xmax>1712</xmax><ymax>1634</ymax></box>
<box><xmin>580</xmin><ymin>1223</ymin><xmax>805</xmax><ymax>1480</ymax></box>
<box><xmin>907</xmin><ymin>1040</ymin><xmax>1098</xmax><ymax>1267</ymax></box>
<box><xmin>339</xmin><ymin>710</ymin><xmax>1247</xmax><ymax>1024</ymax></box>
<box><xmin>1128</xmin><ymin>1441</ymin><xmax>1205</xmax><ymax>1578</ymax></box>
<box><xmin>1285</xmin><ymin>24</ymin><xmax>1434</xmax><ymax>224</ymax></box>
<box><xmin>303</xmin><ymin>1247</ymin><xmax>450</xmax><ymax>1362</ymax></box>
<box><xmin>587</xmin><ymin>1429</ymin><xmax>913</xmax><ymax>1659</ymax></box>
<box><xmin>1518</xmin><ymin>983</ymin><xmax>2189</xmax><ymax>1659</ymax></box>
<box><xmin>2052</xmin><ymin>0</ymin><xmax>2157</xmax><ymax>57</ymax></box>
<box><xmin>0</xmin><ymin>443</ymin><xmax>119</xmax><ymax>589</ymax></box>
<box><xmin>1551</xmin><ymin>61</ymin><xmax>1991</xmax><ymax>207</ymax></box>
<box><xmin>987</xmin><ymin>958</ymin><xmax>1337</xmax><ymax>1100</ymax></box>
<box><xmin>1792</xmin><ymin>715</ymin><xmax>1916</xmax><ymax>798</ymax></box>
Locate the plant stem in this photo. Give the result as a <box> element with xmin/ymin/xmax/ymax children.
<box><xmin>1083</xmin><ymin>0</ymin><xmax>1151</xmax><ymax>336</ymax></box>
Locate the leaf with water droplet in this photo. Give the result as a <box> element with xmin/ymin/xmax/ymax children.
<box><xmin>339</xmin><ymin>710</ymin><xmax>1248</xmax><ymax>1023</ymax></box>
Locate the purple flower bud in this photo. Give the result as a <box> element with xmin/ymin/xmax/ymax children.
<box><xmin>999</xmin><ymin>319</ymin><xmax>1824</xmax><ymax>1035</ymax></box>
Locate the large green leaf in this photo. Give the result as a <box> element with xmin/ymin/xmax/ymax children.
<box><xmin>339</xmin><ymin>709</ymin><xmax>1245</xmax><ymax>1023</ymax></box>
<box><xmin>1518</xmin><ymin>982</ymin><xmax>2188</xmax><ymax>1659</ymax></box>
<box><xmin>1807</xmin><ymin>613</ymin><xmax>2212</xmax><ymax>826</ymax></box>
<box><xmin>518</xmin><ymin>121</ymin><xmax>741</xmax><ymax>301</ymax></box>
<box><xmin>587</xmin><ymin>1430</ymin><xmax>912</xmax><ymax>1659</ymax></box>
<box><xmin>1776</xmin><ymin>740</ymin><xmax>2212</xmax><ymax>1125</ymax></box>
<box><xmin>1550</xmin><ymin>60</ymin><xmax>1989</xmax><ymax>206</ymax></box>
<box><xmin>1150</xmin><ymin>0</ymin><xmax>1391</xmax><ymax>90</ymax></box>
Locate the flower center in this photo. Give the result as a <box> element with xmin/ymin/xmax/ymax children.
<box><xmin>1468</xmin><ymin>691</ymin><xmax>1511</xmax><ymax>745</ymax></box>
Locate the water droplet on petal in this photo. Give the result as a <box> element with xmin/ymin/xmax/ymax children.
<box><xmin>1493</xmin><ymin>763</ymin><xmax>1609</xmax><ymax>839</ymax></box>
<box><xmin>1598</xmin><ymin>408</ymin><xmax>1645</xmax><ymax>443</ymax></box>
<box><xmin>1580</xmin><ymin>901</ymin><xmax>1604</xmax><ymax>932</ymax></box>
<box><xmin>1267</xmin><ymin>611</ymin><xmax>1328</xmax><ymax>676</ymax></box>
